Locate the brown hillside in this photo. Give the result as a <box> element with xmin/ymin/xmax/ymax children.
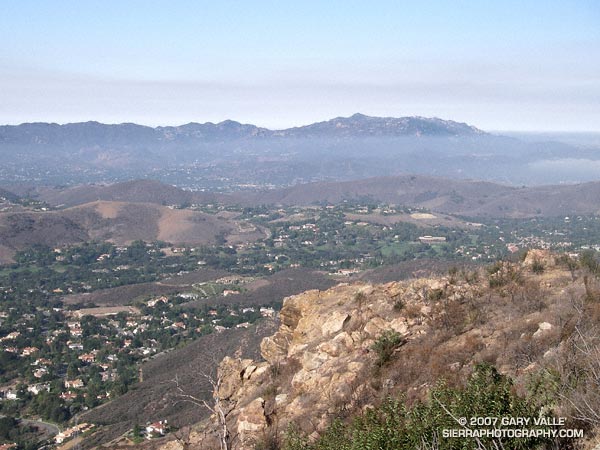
<box><xmin>35</xmin><ymin>179</ymin><xmax>227</xmax><ymax>208</ymax></box>
<box><xmin>240</xmin><ymin>175</ymin><xmax>600</xmax><ymax>217</ymax></box>
<box><xmin>66</xmin><ymin>200</ymin><xmax>238</xmax><ymax>244</ymax></box>
<box><xmin>0</xmin><ymin>200</ymin><xmax>263</xmax><ymax>255</ymax></box>
<box><xmin>31</xmin><ymin>177</ymin><xmax>600</xmax><ymax>218</ymax></box>
<box><xmin>0</xmin><ymin>211</ymin><xmax>89</xmax><ymax>250</ymax></box>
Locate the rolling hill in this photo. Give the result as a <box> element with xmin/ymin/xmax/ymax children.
<box><xmin>239</xmin><ymin>175</ymin><xmax>600</xmax><ymax>217</ymax></box>
<box><xmin>26</xmin><ymin>176</ymin><xmax>600</xmax><ymax>219</ymax></box>
<box><xmin>0</xmin><ymin>199</ymin><xmax>264</xmax><ymax>262</ymax></box>
<box><xmin>33</xmin><ymin>179</ymin><xmax>221</xmax><ymax>208</ymax></box>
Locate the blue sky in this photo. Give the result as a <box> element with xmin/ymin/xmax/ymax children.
<box><xmin>1</xmin><ymin>1</ymin><xmax>599</xmax><ymax>130</ymax></box>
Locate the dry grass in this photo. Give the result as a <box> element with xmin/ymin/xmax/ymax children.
<box><xmin>375</xmin><ymin>262</ymin><xmax>590</xmax><ymax>410</ymax></box>
<box><xmin>93</xmin><ymin>201</ymin><xmax>122</xmax><ymax>219</ymax></box>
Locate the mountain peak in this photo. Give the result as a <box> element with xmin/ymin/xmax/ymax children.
<box><xmin>279</xmin><ymin>114</ymin><xmax>485</xmax><ymax>138</ymax></box>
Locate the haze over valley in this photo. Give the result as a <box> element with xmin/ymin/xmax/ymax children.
<box><xmin>2</xmin><ymin>114</ymin><xmax>600</xmax><ymax>191</ymax></box>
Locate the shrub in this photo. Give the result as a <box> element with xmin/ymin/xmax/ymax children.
<box><xmin>427</xmin><ymin>288</ymin><xmax>445</xmax><ymax>301</ymax></box>
<box><xmin>531</xmin><ymin>259</ymin><xmax>545</xmax><ymax>274</ymax></box>
<box><xmin>283</xmin><ymin>364</ymin><xmax>558</xmax><ymax>450</ymax></box>
<box><xmin>393</xmin><ymin>299</ymin><xmax>405</xmax><ymax>311</ymax></box>
<box><xmin>580</xmin><ymin>250</ymin><xmax>600</xmax><ymax>274</ymax></box>
<box><xmin>371</xmin><ymin>330</ymin><xmax>404</xmax><ymax>367</ymax></box>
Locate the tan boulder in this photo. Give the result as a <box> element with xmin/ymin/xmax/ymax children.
<box><xmin>237</xmin><ymin>397</ymin><xmax>268</xmax><ymax>446</ymax></box>
<box><xmin>321</xmin><ymin>311</ymin><xmax>350</xmax><ymax>337</ymax></box>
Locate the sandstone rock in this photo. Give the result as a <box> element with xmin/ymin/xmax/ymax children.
<box><xmin>242</xmin><ymin>365</ymin><xmax>257</xmax><ymax>380</ymax></box>
<box><xmin>253</xmin><ymin>365</ymin><xmax>268</xmax><ymax>378</ymax></box>
<box><xmin>321</xmin><ymin>311</ymin><xmax>350</xmax><ymax>336</ymax></box>
<box><xmin>351</xmin><ymin>331</ymin><xmax>363</xmax><ymax>343</ymax></box>
<box><xmin>332</xmin><ymin>331</ymin><xmax>354</xmax><ymax>350</ymax></box>
<box><xmin>318</xmin><ymin>340</ymin><xmax>342</xmax><ymax>357</ymax></box>
<box><xmin>301</xmin><ymin>351</ymin><xmax>329</xmax><ymax>371</ymax></box>
<box><xmin>533</xmin><ymin>322</ymin><xmax>552</xmax><ymax>338</ymax></box>
<box><xmin>428</xmin><ymin>280</ymin><xmax>446</xmax><ymax>291</ymax></box>
<box><xmin>219</xmin><ymin>357</ymin><xmax>254</xmax><ymax>399</ymax></box>
<box><xmin>291</xmin><ymin>368</ymin><xmax>326</xmax><ymax>393</ymax></box>
<box><xmin>288</xmin><ymin>343</ymin><xmax>308</xmax><ymax>355</ymax></box>
<box><xmin>363</xmin><ymin>316</ymin><xmax>389</xmax><ymax>337</ymax></box>
<box><xmin>347</xmin><ymin>361</ymin><xmax>365</xmax><ymax>373</ymax></box>
<box><xmin>210</xmin><ymin>282</ymin><xmax>427</xmax><ymax>449</ymax></box>
<box><xmin>237</xmin><ymin>397</ymin><xmax>267</xmax><ymax>444</ymax></box>
<box><xmin>260</xmin><ymin>333</ymin><xmax>290</xmax><ymax>363</ymax></box>
<box><xmin>388</xmin><ymin>317</ymin><xmax>409</xmax><ymax>334</ymax></box>
<box><xmin>275</xmin><ymin>393</ymin><xmax>288</xmax><ymax>405</ymax></box>
<box><xmin>280</xmin><ymin>303</ymin><xmax>303</xmax><ymax>328</ymax></box>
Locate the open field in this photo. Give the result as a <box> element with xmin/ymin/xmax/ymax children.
<box><xmin>69</xmin><ymin>305</ymin><xmax>140</xmax><ymax>318</ymax></box>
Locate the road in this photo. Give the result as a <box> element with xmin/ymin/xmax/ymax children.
<box><xmin>2</xmin><ymin>416</ymin><xmax>61</xmax><ymax>436</ymax></box>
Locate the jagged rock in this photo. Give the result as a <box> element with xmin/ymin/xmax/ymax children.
<box><xmin>533</xmin><ymin>322</ymin><xmax>553</xmax><ymax>338</ymax></box>
<box><xmin>364</xmin><ymin>316</ymin><xmax>389</xmax><ymax>336</ymax></box>
<box><xmin>209</xmin><ymin>281</ymin><xmax>441</xmax><ymax>448</ymax></box>
<box><xmin>428</xmin><ymin>279</ymin><xmax>447</xmax><ymax>291</ymax></box>
<box><xmin>237</xmin><ymin>397</ymin><xmax>267</xmax><ymax>442</ymax></box>
<box><xmin>318</xmin><ymin>340</ymin><xmax>342</xmax><ymax>357</ymax></box>
<box><xmin>332</xmin><ymin>331</ymin><xmax>354</xmax><ymax>350</ymax></box>
<box><xmin>219</xmin><ymin>357</ymin><xmax>254</xmax><ymax>399</ymax></box>
<box><xmin>242</xmin><ymin>365</ymin><xmax>257</xmax><ymax>380</ymax></box>
<box><xmin>260</xmin><ymin>332</ymin><xmax>291</xmax><ymax>364</ymax></box>
<box><xmin>301</xmin><ymin>350</ymin><xmax>329</xmax><ymax>371</ymax></box>
<box><xmin>155</xmin><ymin>257</ymin><xmax>589</xmax><ymax>450</ymax></box>
<box><xmin>253</xmin><ymin>365</ymin><xmax>268</xmax><ymax>378</ymax></box>
<box><xmin>321</xmin><ymin>311</ymin><xmax>350</xmax><ymax>336</ymax></box>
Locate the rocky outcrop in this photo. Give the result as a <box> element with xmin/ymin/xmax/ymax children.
<box><xmin>204</xmin><ymin>277</ymin><xmax>478</xmax><ymax>449</ymax></box>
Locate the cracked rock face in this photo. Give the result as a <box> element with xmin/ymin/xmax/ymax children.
<box><xmin>204</xmin><ymin>279</ymin><xmax>449</xmax><ymax>449</ymax></box>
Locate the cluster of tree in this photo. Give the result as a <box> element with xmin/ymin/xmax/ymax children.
<box><xmin>0</xmin><ymin>417</ymin><xmax>40</xmax><ymax>450</ymax></box>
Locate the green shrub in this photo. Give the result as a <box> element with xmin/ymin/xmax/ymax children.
<box><xmin>371</xmin><ymin>330</ymin><xmax>404</xmax><ymax>367</ymax></box>
<box><xmin>531</xmin><ymin>260</ymin><xmax>545</xmax><ymax>274</ymax></box>
<box><xmin>393</xmin><ymin>299</ymin><xmax>405</xmax><ymax>311</ymax></box>
<box><xmin>427</xmin><ymin>288</ymin><xmax>445</xmax><ymax>301</ymax></box>
<box><xmin>283</xmin><ymin>364</ymin><xmax>557</xmax><ymax>450</ymax></box>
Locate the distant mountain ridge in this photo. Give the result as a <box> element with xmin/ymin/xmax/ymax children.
<box><xmin>2</xmin><ymin>114</ymin><xmax>597</xmax><ymax>187</ymax></box>
<box><xmin>0</xmin><ymin>113</ymin><xmax>484</xmax><ymax>145</ymax></box>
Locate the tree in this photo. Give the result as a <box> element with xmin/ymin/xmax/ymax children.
<box><xmin>173</xmin><ymin>371</ymin><xmax>231</xmax><ymax>450</ymax></box>
<box><xmin>170</xmin><ymin>348</ymin><xmax>236</xmax><ymax>450</ymax></box>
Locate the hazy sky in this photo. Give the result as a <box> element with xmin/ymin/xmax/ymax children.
<box><xmin>1</xmin><ymin>1</ymin><xmax>599</xmax><ymax>130</ymax></box>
